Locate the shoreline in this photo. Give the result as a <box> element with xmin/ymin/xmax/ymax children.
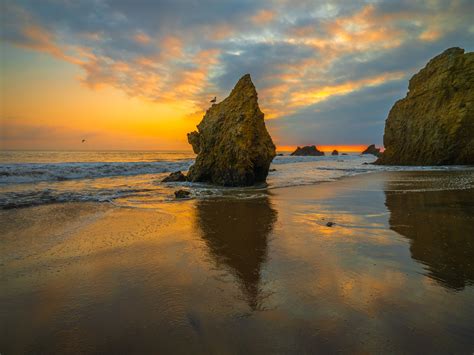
<box><xmin>2</xmin><ymin>150</ymin><xmax>473</xmax><ymax>210</ymax></box>
<box><xmin>4</xmin><ymin>167</ymin><xmax>474</xmax><ymax>211</ymax></box>
<box><xmin>1</xmin><ymin>170</ymin><xmax>473</xmax><ymax>353</ymax></box>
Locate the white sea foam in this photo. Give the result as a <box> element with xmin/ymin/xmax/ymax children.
<box><xmin>0</xmin><ymin>161</ymin><xmax>194</xmax><ymax>185</ymax></box>
<box><xmin>0</xmin><ymin>151</ymin><xmax>473</xmax><ymax>208</ymax></box>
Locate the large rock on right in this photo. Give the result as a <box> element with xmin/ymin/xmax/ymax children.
<box><xmin>376</xmin><ymin>47</ymin><xmax>474</xmax><ymax>165</ymax></box>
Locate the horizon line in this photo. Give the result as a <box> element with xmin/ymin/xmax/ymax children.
<box><xmin>1</xmin><ymin>144</ymin><xmax>382</xmax><ymax>153</ymax></box>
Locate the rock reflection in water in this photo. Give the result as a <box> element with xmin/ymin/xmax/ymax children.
<box><xmin>385</xmin><ymin>187</ymin><xmax>474</xmax><ymax>290</ymax></box>
<box><xmin>195</xmin><ymin>197</ymin><xmax>277</xmax><ymax>310</ymax></box>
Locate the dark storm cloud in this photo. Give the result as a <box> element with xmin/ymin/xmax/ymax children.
<box><xmin>215</xmin><ymin>41</ymin><xmax>317</xmax><ymax>91</ymax></box>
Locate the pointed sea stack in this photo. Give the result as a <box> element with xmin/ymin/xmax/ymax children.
<box><xmin>377</xmin><ymin>47</ymin><xmax>474</xmax><ymax>165</ymax></box>
<box><xmin>187</xmin><ymin>74</ymin><xmax>276</xmax><ymax>186</ymax></box>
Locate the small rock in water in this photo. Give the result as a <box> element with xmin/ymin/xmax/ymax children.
<box><xmin>174</xmin><ymin>190</ymin><xmax>191</xmax><ymax>199</ymax></box>
<box><xmin>269</xmin><ymin>168</ymin><xmax>277</xmax><ymax>172</ymax></box>
<box><xmin>291</xmin><ymin>145</ymin><xmax>325</xmax><ymax>156</ymax></box>
<box><xmin>162</xmin><ymin>171</ymin><xmax>187</xmax><ymax>182</ymax></box>
<box><xmin>361</xmin><ymin>144</ymin><xmax>381</xmax><ymax>157</ymax></box>
<box><xmin>326</xmin><ymin>221</ymin><xmax>335</xmax><ymax>227</ymax></box>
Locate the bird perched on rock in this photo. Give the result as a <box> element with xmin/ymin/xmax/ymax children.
<box><xmin>210</xmin><ymin>96</ymin><xmax>216</xmax><ymax>104</ymax></box>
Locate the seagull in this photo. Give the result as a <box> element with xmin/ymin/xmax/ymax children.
<box><xmin>210</xmin><ymin>96</ymin><xmax>217</xmax><ymax>104</ymax></box>
<box><xmin>82</xmin><ymin>139</ymin><xmax>86</xmax><ymax>143</ymax></box>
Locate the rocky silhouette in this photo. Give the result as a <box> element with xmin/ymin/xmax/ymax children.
<box><xmin>187</xmin><ymin>74</ymin><xmax>276</xmax><ymax>186</ymax></box>
<box><xmin>362</xmin><ymin>144</ymin><xmax>381</xmax><ymax>157</ymax></box>
<box><xmin>331</xmin><ymin>150</ymin><xmax>339</xmax><ymax>156</ymax></box>
<box><xmin>174</xmin><ymin>190</ymin><xmax>190</xmax><ymax>199</ymax></box>
<box><xmin>162</xmin><ymin>171</ymin><xmax>186</xmax><ymax>182</ymax></box>
<box><xmin>291</xmin><ymin>145</ymin><xmax>325</xmax><ymax>156</ymax></box>
<box><xmin>384</xmin><ymin>172</ymin><xmax>474</xmax><ymax>290</ymax></box>
<box><xmin>195</xmin><ymin>198</ymin><xmax>277</xmax><ymax>310</ymax></box>
<box><xmin>377</xmin><ymin>47</ymin><xmax>473</xmax><ymax>165</ymax></box>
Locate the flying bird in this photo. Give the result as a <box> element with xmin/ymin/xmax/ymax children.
<box><xmin>82</xmin><ymin>139</ymin><xmax>86</xmax><ymax>143</ymax></box>
<box><xmin>210</xmin><ymin>96</ymin><xmax>217</xmax><ymax>104</ymax></box>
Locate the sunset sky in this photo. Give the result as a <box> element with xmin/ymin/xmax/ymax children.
<box><xmin>1</xmin><ymin>0</ymin><xmax>473</xmax><ymax>151</ymax></box>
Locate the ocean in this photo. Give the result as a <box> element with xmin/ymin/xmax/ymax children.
<box><xmin>1</xmin><ymin>150</ymin><xmax>473</xmax><ymax>209</ymax></box>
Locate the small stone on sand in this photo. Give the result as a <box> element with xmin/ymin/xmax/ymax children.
<box><xmin>174</xmin><ymin>190</ymin><xmax>191</xmax><ymax>199</ymax></box>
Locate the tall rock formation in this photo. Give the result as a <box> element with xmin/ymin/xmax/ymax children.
<box><xmin>377</xmin><ymin>47</ymin><xmax>474</xmax><ymax>165</ymax></box>
<box><xmin>187</xmin><ymin>74</ymin><xmax>276</xmax><ymax>186</ymax></box>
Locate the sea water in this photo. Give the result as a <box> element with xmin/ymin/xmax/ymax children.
<box><xmin>1</xmin><ymin>150</ymin><xmax>473</xmax><ymax>208</ymax></box>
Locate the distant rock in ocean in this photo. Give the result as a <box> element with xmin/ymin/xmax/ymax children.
<box><xmin>291</xmin><ymin>145</ymin><xmax>325</xmax><ymax>156</ymax></box>
<box><xmin>361</xmin><ymin>144</ymin><xmax>381</xmax><ymax>157</ymax></box>
<box><xmin>331</xmin><ymin>150</ymin><xmax>339</xmax><ymax>156</ymax></box>
<box><xmin>162</xmin><ymin>171</ymin><xmax>186</xmax><ymax>182</ymax></box>
<box><xmin>377</xmin><ymin>47</ymin><xmax>473</xmax><ymax>165</ymax></box>
<box><xmin>187</xmin><ymin>74</ymin><xmax>276</xmax><ymax>186</ymax></box>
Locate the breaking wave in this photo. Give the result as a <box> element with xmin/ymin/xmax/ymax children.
<box><xmin>0</xmin><ymin>161</ymin><xmax>194</xmax><ymax>185</ymax></box>
<box><xmin>1</xmin><ymin>151</ymin><xmax>473</xmax><ymax>209</ymax></box>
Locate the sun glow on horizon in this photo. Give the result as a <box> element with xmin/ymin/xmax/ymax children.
<box><xmin>1</xmin><ymin>46</ymin><xmax>384</xmax><ymax>151</ymax></box>
<box><xmin>1</xmin><ymin>1</ymin><xmax>471</xmax><ymax>150</ymax></box>
<box><xmin>277</xmin><ymin>145</ymin><xmax>373</xmax><ymax>153</ymax></box>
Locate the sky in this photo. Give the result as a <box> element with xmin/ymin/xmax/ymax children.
<box><xmin>1</xmin><ymin>0</ymin><xmax>473</xmax><ymax>151</ymax></box>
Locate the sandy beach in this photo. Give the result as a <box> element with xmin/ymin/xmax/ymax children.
<box><xmin>1</xmin><ymin>170</ymin><xmax>473</xmax><ymax>354</ymax></box>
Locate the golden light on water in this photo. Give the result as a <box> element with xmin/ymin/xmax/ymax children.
<box><xmin>277</xmin><ymin>145</ymin><xmax>370</xmax><ymax>153</ymax></box>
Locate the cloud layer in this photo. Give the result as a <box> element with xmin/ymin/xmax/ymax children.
<box><xmin>2</xmin><ymin>0</ymin><xmax>474</xmax><ymax>146</ymax></box>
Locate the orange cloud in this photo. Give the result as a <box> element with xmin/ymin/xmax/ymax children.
<box><xmin>289</xmin><ymin>71</ymin><xmax>405</xmax><ymax>109</ymax></box>
<box><xmin>419</xmin><ymin>29</ymin><xmax>442</xmax><ymax>41</ymax></box>
<box><xmin>208</xmin><ymin>24</ymin><xmax>236</xmax><ymax>41</ymax></box>
<box><xmin>251</xmin><ymin>9</ymin><xmax>275</xmax><ymax>25</ymax></box>
<box><xmin>288</xmin><ymin>4</ymin><xmax>404</xmax><ymax>55</ymax></box>
<box><xmin>133</xmin><ymin>32</ymin><xmax>151</xmax><ymax>44</ymax></box>
<box><xmin>160</xmin><ymin>36</ymin><xmax>184</xmax><ymax>59</ymax></box>
<box><xmin>19</xmin><ymin>25</ymin><xmax>83</xmax><ymax>66</ymax></box>
<box><xmin>259</xmin><ymin>65</ymin><xmax>406</xmax><ymax>121</ymax></box>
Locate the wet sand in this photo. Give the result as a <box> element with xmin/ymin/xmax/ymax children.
<box><xmin>1</xmin><ymin>171</ymin><xmax>474</xmax><ymax>354</ymax></box>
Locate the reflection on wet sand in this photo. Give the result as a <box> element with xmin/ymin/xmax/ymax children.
<box><xmin>194</xmin><ymin>197</ymin><xmax>277</xmax><ymax>310</ymax></box>
<box><xmin>385</xmin><ymin>186</ymin><xmax>474</xmax><ymax>290</ymax></box>
<box><xmin>3</xmin><ymin>172</ymin><xmax>474</xmax><ymax>354</ymax></box>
